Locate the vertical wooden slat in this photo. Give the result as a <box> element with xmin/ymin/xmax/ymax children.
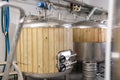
<box><xmin>93</xmin><ymin>28</ymin><xmax>96</xmax><ymax>42</ymax></box>
<box><xmin>70</xmin><ymin>28</ymin><xmax>73</xmax><ymax>50</ymax></box>
<box><xmin>92</xmin><ymin>28</ymin><xmax>95</xmax><ymax>42</ymax></box>
<box><xmin>80</xmin><ymin>28</ymin><xmax>82</xmax><ymax>42</ymax></box>
<box><xmin>94</xmin><ymin>28</ymin><xmax>97</xmax><ymax>42</ymax></box>
<box><xmin>54</xmin><ymin>28</ymin><xmax>59</xmax><ymax>72</ymax></box>
<box><xmin>37</xmin><ymin>28</ymin><xmax>43</xmax><ymax>74</ymax></box>
<box><xmin>102</xmin><ymin>29</ymin><xmax>104</xmax><ymax>42</ymax></box>
<box><xmin>98</xmin><ymin>28</ymin><xmax>99</xmax><ymax>42</ymax></box>
<box><xmin>78</xmin><ymin>28</ymin><xmax>81</xmax><ymax>42</ymax></box>
<box><xmin>73</xmin><ymin>28</ymin><xmax>76</xmax><ymax>42</ymax></box>
<box><xmin>23</xmin><ymin>28</ymin><xmax>28</xmax><ymax>72</ymax></box>
<box><xmin>64</xmin><ymin>28</ymin><xmax>67</xmax><ymax>49</ymax></box>
<box><xmin>66</xmin><ymin>28</ymin><xmax>70</xmax><ymax>50</ymax></box>
<box><xmin>59</xmin><ymin>28</ymin><xmax>64</xmax><ymax>51</ymax></box>
<box><xmin>87</xmin><ymin>28</ymin><xmax>90</xmax><ymax>42</ymax></box>
<box><xmin>85</xmin><ymin>28</ymin><xmax>87</xmax><ymax>42</ymax></box>
<box><xmin>81</xmin><ymin>28</ymin><xmax>84</xmax><ymax>42</ymax></box>
<box><xmin>98</xmin><ymin>28</ymin><xmax>101</xmax><ymax>42</ymax></box>
<box><xmin>88</xmin><ymin>28</ymin><xmax>91</xmax><ymax>42</ymax></box>
<box><xmin>97</xmin><ymin>28</ymin><xmax>99</xmax><ymax>42</ymax></box>
<box><xmin>48</xmin><ymin>28</ymin><xmax>55</xmax><ymax>73</ymax></box>
<box><xmin>89</xmin><ymin>28</ymin><xmax>92</xmax><ymax>42</ymax></box>
<box><xmin>92</xmin><ymin>28</ymin><xmax>94</xmax><ymax>42</ymax></box>
<box><xmin>68</xmin><ymin>28</ymin><xmax>73</xmax><ymax>50</ymax></box>
<box><xmin>82</xmin><ymin>28</ymin><xmax>85</xmax><ymax>42</ymax></box>
<box><xmin>43</xmin><ymin>28</ymin><xmax>49</xmax><ymax>73</ymax></box>
<box><xmin>73</xmin><ymin>28</ymin><xmax>78</xmax><ymax>42</ymax></box>
<box><xmin>86</xmin><ymin>28</ymin><xmax>88</xmax><ymax>42</ymax></box>
<box><xmin>32</xmin><ymin>28</ymin><xmax>38</xmax><ymax>73</ymax></box>
<box><xmin>20</xmin><ymin>29</ymin><xmax>24</xmax><ymax>72</ymax></box>
<box><xmin>27</xmin><ymin>28</ymin><xmax>32</xmax><ymax>73</ymax></box>
<box><xmin>17</xmin><ymin>35</ymin><xmax>21</xmax><ymax>69</ymax></box>
<box><xmin>76</xmin><ymin>28</ymin><xmax>80</xmax><ymax>42</ymax></box>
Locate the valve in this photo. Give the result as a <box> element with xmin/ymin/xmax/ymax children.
<box><xmin>38</xmin><ymin>2</ymin><xmax>51</xmax><ymax>10</ymax></box>
<box><xmin>57</xmin><ymin>50</ymin><xmax>77</xmax><ymax>72</ymax></box>
<box><xmin>38</xmin><ymin>2</ymin><xmax>48</xmax><ymax>9</ymax></box>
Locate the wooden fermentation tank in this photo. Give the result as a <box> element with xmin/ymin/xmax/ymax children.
<box><xmin>17</xmin><ymin>19</ymin><xmax>73</xmax><ymax>75</ymax></box>
<box><xmin>73</xmin><ymin>21</ymin><xmax>107</xmax><ymax>61</ymax></box>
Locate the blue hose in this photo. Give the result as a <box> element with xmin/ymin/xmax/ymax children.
<box><xmin>5</xmin><ymin>6</ymin><xmax>10</xmax><ymax>54</ymax></box>
<box><xmin>0</xmin><ymin>1</ymin><xmax>10</xmax><ymax>79</ymax></box>
<box><xmin>1</xmin><ymin>0</ymin><xmax>10</xmax><ymax>73</ymax></box>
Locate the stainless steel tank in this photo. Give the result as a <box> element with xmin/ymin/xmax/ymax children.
<box><xmin>72</xmin><ymin>21</ymin><xmax>107</xmax><ymax>62</ymax></box>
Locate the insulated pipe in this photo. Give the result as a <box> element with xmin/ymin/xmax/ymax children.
<box><xmin>0</xmin><ymin>2</ymin><xmax>25</xmax><ymax>80</ymax></box>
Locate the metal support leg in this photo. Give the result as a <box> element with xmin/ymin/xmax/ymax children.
<box><xmin>65</xmin><ymin>74</ymin><xmax>69</xmax><ymax>80</ymax></box>
<box><xmin>23</xmin><ymin>75</ymin><xmax>27</xmax><ymax>80</ymax></box>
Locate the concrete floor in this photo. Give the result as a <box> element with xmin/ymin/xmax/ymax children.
<box><xmin>24</xmin><ymin>73</ymin><xmax>104</xmax><ymax>80</ymax></box>
<box><xmin>24</xmin><ymin>73</ymin><xmax>82</xmax><ymax>80</ymax></box>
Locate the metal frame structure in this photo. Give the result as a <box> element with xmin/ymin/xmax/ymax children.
<box><xmin>0</xmin><ymin>1</ymin><xmax>25</xmax><ymax>80</ymax></box>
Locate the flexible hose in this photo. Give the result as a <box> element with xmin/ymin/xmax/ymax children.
<box><xmin>5</xmin><ymin>6</ymin><xmax>10</xmax><ymax>54</ymax></box>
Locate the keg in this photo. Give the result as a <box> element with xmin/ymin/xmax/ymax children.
<box><xmin>83</xmin><ymin>61</ymin><xmax>97</xmax><ymax>80</ymax></box>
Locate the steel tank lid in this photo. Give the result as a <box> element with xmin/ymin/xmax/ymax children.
<box><xmin>72</xmin><ymin>20</ymin><xmax>107</xmax><ymax>28</ymax></box>
<box><xmin>23</xmin><ymin>15</ymin><xmax>72</xmax><ymax>28</ymax></box>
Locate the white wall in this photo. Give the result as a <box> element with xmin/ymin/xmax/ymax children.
<box><xmin>84</xmin><ymin>0</ymin><xmax>108</xmax><ymax>11</ymax></box>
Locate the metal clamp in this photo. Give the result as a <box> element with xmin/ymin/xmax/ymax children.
<box><xmin>57</xmin><ymin>50</ymin><xmax>77</xmax><ymax>72</ymax></box>
<box><xmin>0</xmin><ymin>2</ymin><xmax>25</xmax><ymax>80</ymax></box>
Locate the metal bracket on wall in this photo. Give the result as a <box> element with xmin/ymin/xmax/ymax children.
<box><xmin>64</xmin><ymin>0</ymin><xmax>108</xmax><ymax>14</ymax></box>
<box><xmin>71</xmin><ymin>3</ymin><xmax>81</xmax><ymax>12</ymax></box>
